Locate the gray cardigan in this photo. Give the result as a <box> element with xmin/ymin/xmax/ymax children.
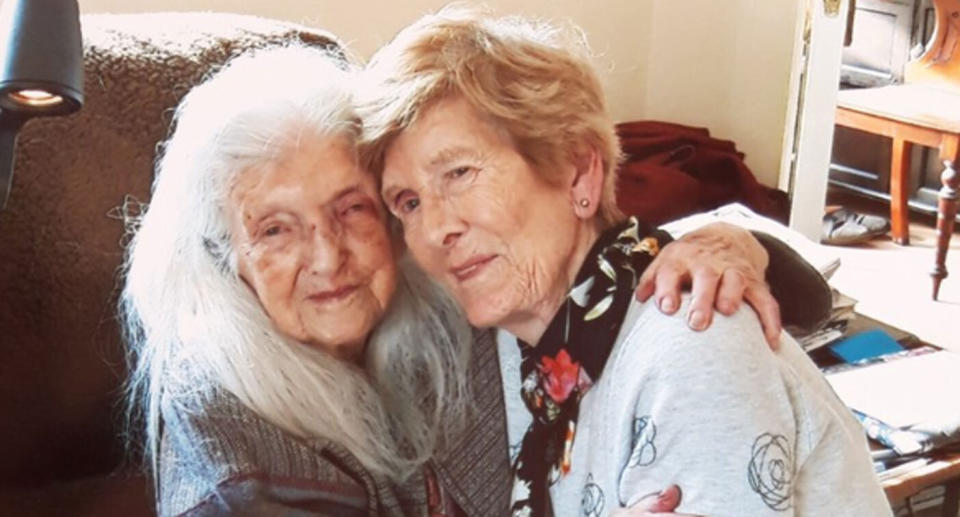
<box><xmin>157</xmin><ymin>330</ymin><xmax>512</xmax><ymax>517</ymax></box>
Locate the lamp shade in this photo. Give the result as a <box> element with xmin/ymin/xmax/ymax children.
<box><xmin>0</xmin><ymin>0</ymin><xmax>83</xmax><ymax>115</ymax></box>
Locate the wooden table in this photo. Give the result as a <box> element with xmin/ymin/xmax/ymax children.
<box><xmin>816</xmin><ymin>313</ymin><xmax>960</xmax><ymax>515</ymax></box>
<box><xmin>881</xmin><ymin>452</ymin><xmax>960</xmax><ymax>516</ymax></box>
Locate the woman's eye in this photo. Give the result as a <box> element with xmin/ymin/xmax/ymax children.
<box><xmin>396</xmin><ymin>195</ymin><xmax>420</xmax><ymax>215</ymax></box>
<box><xmin>260</xmin><ymin>223</ymin><xmax>288</xmax><ymax>239</ymax></box>
<box><xmin>448</xmin><ymin>166</ymin><xmax>471</xmax><ymax>179</ymax></box>
<box><xmin>342</xmin><ymin>202</ymin><xmax>369</xmax><ymax>216</ymax></box>
<box><xmin>402</xmin><ymin>198</ymin><xmax>420</xmax><ymax>214</ymax></box>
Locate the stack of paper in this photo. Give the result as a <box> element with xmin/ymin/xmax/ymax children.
<box><xmin>824</xmin><ymin>348</ymin><xmax>960</xmax><ymax>455</ymax></box>
<box><xmin>798</xmin><ymin>289</ymin><xmax>857</xmax><ymax>351</ymax></box>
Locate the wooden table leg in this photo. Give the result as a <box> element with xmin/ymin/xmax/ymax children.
<box><xmin>933</xmin><ymin>159</ymin><xmax>959</xmax><ymax>301</ymax></box>
<box><xmin>891</xmin><ymin>138</ymin><xmax>913</xmax><ymax>245</ymax></box>
<box><xmin>941</xmin><ymin>478</ymin><xmax>960</xmax><ymax>517</ymax></box>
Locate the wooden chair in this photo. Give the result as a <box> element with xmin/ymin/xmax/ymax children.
<box><xmin>834</xmin><ymin>0</ymin><xmax>960</xmax><ymax>300</ymax></box>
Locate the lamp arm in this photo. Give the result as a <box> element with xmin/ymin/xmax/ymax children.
<box><xmin>0</xmin><ymin>110</ymin><xmax>25</xmax><ymax>209</ymax></box>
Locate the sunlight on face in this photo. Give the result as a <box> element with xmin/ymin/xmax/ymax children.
<box><xmin>228</xmin><ymin>135</ymin><xmax>397</xmax><ymax>361</ymax></box>
<box><xmin>381</xmin><ymin>97</ymin><xmax>584</xmax><ymax>333</ymax></box>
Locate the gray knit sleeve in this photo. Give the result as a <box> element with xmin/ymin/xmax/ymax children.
<box><xmin>177</xmin><ymin>474</ymin><xmax>368</xmax><ymax>517</ymax></box>
<box><xmin>157</xmin><ymin>389</ymin><xmax>370</xmax><ymax>517</ymax></box>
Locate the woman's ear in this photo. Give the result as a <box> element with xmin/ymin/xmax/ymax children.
<box><xmin>569</xmin><ymin>146</ymin><xmax>604</xmax><ymax>219</ymax></box>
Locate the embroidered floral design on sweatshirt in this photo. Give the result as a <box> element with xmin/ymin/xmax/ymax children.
<box><xmin>747</xmin><ymin>433</ymin><xmax>794</xmax><ymax>511</ymax></box>
<box><xmin>628</xmin><ymin>416</ymin><xmax>658</xmax><ymax>467</ymax></box>
<box><xmin>581</xmin><ymin>474</ymin><xmax>605</xmax><ymax>517</ymax></box>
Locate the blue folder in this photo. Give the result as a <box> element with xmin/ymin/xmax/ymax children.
<box><xmin>828</xmin><ymin>328</ymin><xmax>905</xmax><ymax>363</ymax></box>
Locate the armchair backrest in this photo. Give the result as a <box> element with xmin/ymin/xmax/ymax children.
<box><xmin>0</xmin><ymin>12</ymin><xmax>339</xmax><ymax>486</ymax></box>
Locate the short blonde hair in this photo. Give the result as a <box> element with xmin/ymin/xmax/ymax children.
<box><xmin>358</xmin><ymin>7</ymin><xmax>624</xmax><ymax>226</ymax></box>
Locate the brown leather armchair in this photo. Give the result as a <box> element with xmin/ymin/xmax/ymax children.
<box><xmin>0</xmin><ymin>13</ymin><xmax>338</xmax><ymax>516</ymax></box>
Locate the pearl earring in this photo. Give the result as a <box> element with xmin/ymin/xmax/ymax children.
<box><xmin>579</xmin><ymin>198</ymin><xmax>590</xmax><ymax>208</ymax></box>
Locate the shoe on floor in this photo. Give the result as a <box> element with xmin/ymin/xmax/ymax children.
<box><xmin>821</xmin><ymin>208</ymin><xmax>891</xmax><ymax>246</ymax></box>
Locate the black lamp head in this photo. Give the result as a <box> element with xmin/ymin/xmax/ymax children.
<box><xmin>0</xmin><ymin>0</ymin><xmax>83</xmax><ymax>208</ymax></box>
<box><xmin>0</xmin><ymin>0</ymin><xmax>83</xmax><ymax>116</ymax></box>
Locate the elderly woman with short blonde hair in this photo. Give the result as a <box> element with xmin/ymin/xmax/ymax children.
<box><xmin>360</xmin><ymin>9</ymin><xmax>890</xmax><ymax>517</ymax></box>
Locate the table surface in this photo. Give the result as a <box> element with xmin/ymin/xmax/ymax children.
<box><xmin>818</xmin><ymin>312</ymin><xmax>959</xmax><ymax>506</ymax></box>
<box><xmin>836</xmin><ymin>84</ymin><xmax>960</xmax><ymax>134</ymax></box>
<box><xmin>880</xmin><ymin>452</ymin><xmax>960</xmax><ymax>504</ymax></box>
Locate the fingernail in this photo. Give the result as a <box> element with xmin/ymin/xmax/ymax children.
<box><xmin>655</xmin><ymin>490</ymin><xmax>671</xmax><ymax>505</ymax></box>
<box><xmin>688</xmin><ymin>310</ymin><xmax>707</xmax><ymax>330</ymax></box>
<box><xmin>659</xmin><ymin>296</ymin><xmax>676</xmax><ymax>313</ymax></box>
<box><xmin>719</xmin><ymin>300</ymin><xmax>737</xmax><ymax>314</ymax></box>
<box><xmin>671</xmin><ymin>486</ymin><xmax>683</xmax><ymax>505</ymax></box>
<box><xmin>656</xmin><ymin>485</ymin><xmax>682</xmax><ymax>506</ymax></box>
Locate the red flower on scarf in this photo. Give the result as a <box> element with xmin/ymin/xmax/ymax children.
<box><xmin>540</xmin><ymin>349</ymin><xmax>581</xmax><ymax>404</ymax></box>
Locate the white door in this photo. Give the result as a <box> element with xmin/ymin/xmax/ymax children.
<box><xmin>781</xmin><ymin>0</ymin><xmax>852</xmax><ymax>240</ymax></box>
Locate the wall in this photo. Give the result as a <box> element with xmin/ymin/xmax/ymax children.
<box><xmin>77</xmin><ymin>0</ymin><xmax>798</xmax><ymax>187</ymax></box>
<box><xmin>640</xmin><ymin>1</ymin><xmax>801</xmax><ymax>186</ymax></box>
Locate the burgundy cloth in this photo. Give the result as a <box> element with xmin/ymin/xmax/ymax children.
<box><xmin>615</xmin><ymin>121</ymin><xmax>787</xmax><ymax>226</ymax></box>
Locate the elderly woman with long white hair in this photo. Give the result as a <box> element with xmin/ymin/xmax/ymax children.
<box><xmin>122</xmin><ymin>41</ymin><xmax>834</xmax><ymax>516</ymax></box>
<box><xmin>122</xmin><ymin>46</ymin><xmax>476</xmax><ymax>515</ymax></box>
<box><xmin>360</xmin><ymin>9</ymin><xmax>891</xmax><ymax>517</ymax></box>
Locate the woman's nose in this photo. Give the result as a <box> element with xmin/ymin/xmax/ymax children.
<box><xmin>305</xmin><ymin>222</ymin><xmax>347</xmax><ymax>275</ymax></box>
<box><xmin>422</xmin><ymin>199</ymin><xmax>464</xmax><ymax>249</ymax></box>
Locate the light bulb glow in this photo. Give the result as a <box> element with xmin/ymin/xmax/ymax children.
<box><xmin>8</xmin><ymin>89</ymin><xmax>63</xmax><ymax>107</ymax></box>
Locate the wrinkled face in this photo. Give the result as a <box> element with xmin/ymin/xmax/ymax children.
<box><xmin>381</xmin><ymin>97</ymin><xmax>584</xmax><ymax>331</ymax></box>
<box><xmin>228</xmin><ymin>135</ymin><xmax>397</xmax><ymax>362</ymax></box>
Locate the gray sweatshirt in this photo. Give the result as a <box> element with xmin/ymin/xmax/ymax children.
<box><xmin>498</xmin><ymin>296</ymin><xmax>892</xmax><ymax>517</ymax></box>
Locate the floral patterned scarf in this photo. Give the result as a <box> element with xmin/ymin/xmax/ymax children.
<box><xmin>510</xmin><ymin>217</ymin><xmax>672</xmax><ymax>516</ymax></box>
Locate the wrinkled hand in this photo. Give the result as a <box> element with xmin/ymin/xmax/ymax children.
<box><xmin>612</xmin><ymin>485</ymin><xmax>702</xmax><ymax>517</ymax></box>
<box><xmin>636</xmin><ymin>222</ymin><xmax>782</xmax><ymax>348</ymax></box>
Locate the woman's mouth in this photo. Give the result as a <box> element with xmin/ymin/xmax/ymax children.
<box><xmin>450</xmin><ymin>254</ymin><xmax>497</xmax><ymax>282</ymax></box>
<box><xmin>308</xmin><ymin>285</ymin><xmax>359</xmax><ymax>304</ymax></box>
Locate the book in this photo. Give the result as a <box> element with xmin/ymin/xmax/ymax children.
<box><xmin>799</xmin><ymin>318</ymin><xmax>850</xmax><ymax>352</ymax></box>
<box><xmin>823</xmin><ymin>346</ymin><xmax>960</xmax><ymax>455</ymax></box>
<box><xmin>876</xmin><ymin>457</ymin><xmax>931</xmax><ymax>481</ymax></box>
<box><xmin>798</xmin><ymin>288</ymin><xmax>858</xmax><ymax>351</ymax></box>
<box><xmin>828</xmin><ymin>328</ymin><xmax>904</xmax><ymax>363</ymax></box>
<box><xmin>851</xmin><ymin>409</ymin><xmax>929</xmax><ymax>455</ymax></box>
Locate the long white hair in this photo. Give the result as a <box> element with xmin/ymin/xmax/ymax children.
<box><xmin>120</xmin><ymin>45</ymin><xmax>472</xmax><ymax>483</ymax></box>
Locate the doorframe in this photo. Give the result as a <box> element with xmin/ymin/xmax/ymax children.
<box><xmin>780</xmin><ymin>0</ymin><xmax>851</xmax><ymax>241</ymax></box>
